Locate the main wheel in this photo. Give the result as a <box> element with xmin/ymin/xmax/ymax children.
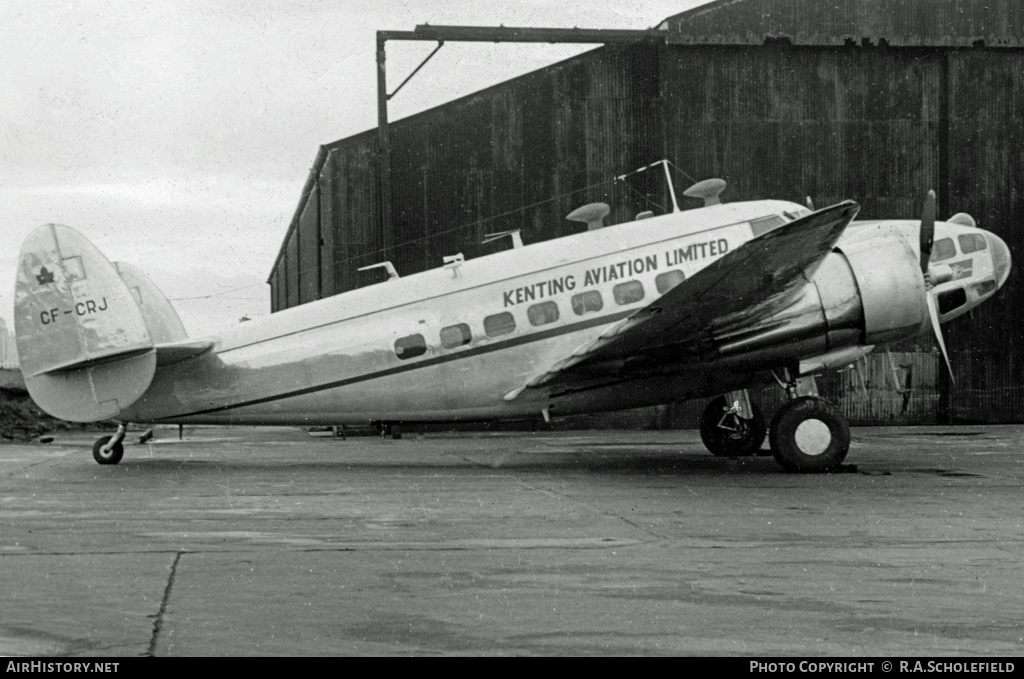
<box><xmin>699</xmin><ymin>396</ymin><xmax>767</xmax><ymax>457</ymax></box>
<box><xmin>769</xmin><ymin>396</ymin><xmax>850</xmax><ymax>473</ymax></box>
<box><xmin>92</xmin><ymin>436</ymin><xmax>124</xmax><ymax>465</ymax></box>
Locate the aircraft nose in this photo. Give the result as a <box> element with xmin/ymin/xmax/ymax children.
<box><xmin>986</xmin><ymin>232</ymin><xmax>1012</xmax><ymax>289</ymax></box>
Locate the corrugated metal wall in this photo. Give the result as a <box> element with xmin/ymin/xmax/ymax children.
<box><xmin>663</xmin><ymin>0</ymin><xmax>1024</xmax><ymax>47</ymax></box>
<box><xmin>657</xmin><ymin>40</ymin><xmax>1023</xmax><ymax>423</ymax></box>
<box><xmin>267</xmin><ymin>17</ymin><xmax>1023</xmax><ymax>425</ymax></box>
<box><xmin>945</xmin><ymin>49</ymin><xmax>1024</xmax><ymax>423</ymax></box>
<box><xmin>662</xmin><ymin>44</ymin><xmax>943</xmax><ymax>214</ymax></box>
<box><xmin>269</xmin><ymin>46</ymin><xmax>665</xmax><ymax>308</ymax></box>
<box><xmin>383</xmin><ymin>45</ymin><xmax>663</xmax><ymax>276</ymax></box>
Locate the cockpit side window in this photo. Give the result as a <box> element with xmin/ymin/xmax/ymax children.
<box><xmin>931</xmin><ymin>238</ymin><xmax>956</xmax><ymax>262</ymax></box>
<box><xmin>958</xmin><ymin>233</ymin><xmax>987</xmax><ymax>254</ymax></box>
<box><xmin>938</xmin><ymin>288</ymin><xmax>967</xmax><ymax>315</ymax></box>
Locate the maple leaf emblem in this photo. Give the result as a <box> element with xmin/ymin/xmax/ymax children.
<box><xmin>35</xmin><ymin>266</ymin><xmax>55</xmax><ymax>286</ymax></box>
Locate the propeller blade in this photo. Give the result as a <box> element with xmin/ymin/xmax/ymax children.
<box><xmin>900</xmin><ymin>367</ymin><xmax>913</xmax><ymax>415</ymax></box>
<box><xmin>926</xmin><ymin>292</ymin><xmax>954</xmax><ymax>382</ymax></box>
<box><xmin>805</xmin><ymin>196</ymin><xmax>815</xmax><ymax>211</ymax></box>
<box><xmin>920</xmin><ymin>190</ymin><xmax>936</xmax><ymax>273</ymax></box>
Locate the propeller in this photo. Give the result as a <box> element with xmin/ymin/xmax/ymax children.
<box><xmin>919</xmin><ymin>190</ymin><xmax>936</xmax><ymax>272</ymax></box>
<box><xmin>919</xmin><ymin>190</ymin><xmax>954</xmax><ymax>381</ymax></box>
<box><xmin>926</xmin><ymin>292</ymin><xmax>954</xmax><ymax>379</ymax></box>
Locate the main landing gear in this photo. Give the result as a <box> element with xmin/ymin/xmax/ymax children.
<box><xmin>701</xmin><ymin>372</ymin><xmax>851</xmax><ymax>473</ymax></box>
<box><xmin>768</xmin><ymin>396</ymin><xmax>850</xmax><ymax>473</ymax></box>
<box><xmin>699</xmin><ymin>393</ymin><xmax>766</xmax><ymax>457</ymax></box>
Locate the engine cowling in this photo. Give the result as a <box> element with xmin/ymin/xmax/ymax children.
<box><xmin>836</xmin><ymin>236</ymin><xmax>928</xmax><ymax>345</ymax></box>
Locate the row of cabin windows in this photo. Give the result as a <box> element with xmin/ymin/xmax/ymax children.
<box><xmin>393</xmin><ymin>269</ymin><xmax>687</xmax><ymax>360</ymax></box>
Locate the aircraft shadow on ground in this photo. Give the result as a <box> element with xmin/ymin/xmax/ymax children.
<box><xmin>90</xmin><ymin>449</ymin><xmax>786</xmax><ymax>477</ymax></box>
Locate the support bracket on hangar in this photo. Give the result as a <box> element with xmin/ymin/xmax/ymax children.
<box><xmin>374</xmin><ymin>24</ymin><xmax>669</xmax><ymax>260</ymax></box>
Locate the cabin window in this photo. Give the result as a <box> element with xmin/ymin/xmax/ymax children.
<box><xmin>484</xmin><ymin>312</ymin><xmax>516</xmax><ymax>337</ymax></box>
<box><xmin>613</xmin><ymin>280</ymin><xmax>645</xmax><ymax>305</ymax></box>
<box><xmin>938</xmin><ymin>288</ymin><xmax>967</xmax><ymax>315</ymax></box>
<box><xmin>958</xmin><ymin>233</ymin><xmax>987</xmax><ymax>254</ymax></box>
<box><xmin>571</xmin><ymin>290</ymin><xmax>603</xmax><ymax>316</ymax></box>
<box><xmin>655</xmin><ymin>270</ymin><xmax>686</xmax><ymax>294</ymax></box>
<box><xmin>440</xmin><ymin>323</ymin><xmax>472</xmax><ymax>349</ymax></box>
<box><xmin>931</xmin><ymin>238</ymin><xmax>956</xmax><ymax>262</ymax></box>
<box><xmin>394</xmin><ymin>334</ymin><xmax>427</xmax><ymax>360</ymax></box>
<box><xmin>750</xmin><ymin>215</ymin><xmax>785</xmax><ymax>236</ymax></box>
<box><xmin>527</xmin><ymin>301</ymin><xmax>559</xmax><ymax>327</ymax></box>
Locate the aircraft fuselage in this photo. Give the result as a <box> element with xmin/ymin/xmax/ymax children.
<box><xmin>120</xmin><ymin>201</ymin><xmax>800</xmax><ymax>424</ymax></box>
<box><xmin>115</xmin><ymin>199</ymin><xmax>1009</xmax><ymax>427</ymax></box>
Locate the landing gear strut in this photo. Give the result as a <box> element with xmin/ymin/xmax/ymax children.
<box><xmin>769</xmin><ymin>371</ymin><xmax>850</xmax><ymax>473</ymax></box>
<box><xmin>92</xmin><ymin>424</ymin><xmax>126</xmax><ymax>465</ymax></box>
<box><xmin>699</xmin><ymin>392</ymin><xmax>766</xmax><ymax>457</ymax></box>
<box><xmin>375</xmin><ymin>421</ymin><xmax>402</xmax><ymax>440</ymax></box>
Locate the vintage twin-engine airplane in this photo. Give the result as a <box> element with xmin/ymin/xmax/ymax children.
<box><xmin>14</xmin><ymin>162</ymin><xmax>1011</xmax><ymax>471</ymax></box>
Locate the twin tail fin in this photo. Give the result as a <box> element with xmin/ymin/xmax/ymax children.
<box><xmin>14</xmin><ymin>224</ymin><xmax>200</xmax><ymax>422</ymax></box>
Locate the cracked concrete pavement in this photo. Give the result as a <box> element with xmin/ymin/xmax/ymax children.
<box><xmin>1</xmin><ymin>425</ymin><xmax>1023</xmax><ymax>656</ymax></box>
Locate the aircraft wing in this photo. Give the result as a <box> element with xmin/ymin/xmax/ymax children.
<box><xmin>505</xmin><ymin>200</ymin><xmax>860</xmax><ymax>401</ymax></box>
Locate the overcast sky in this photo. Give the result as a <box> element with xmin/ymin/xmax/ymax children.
<box><xmin>1</xmin><ymin>0</ymin><xmax>711</xmax><ymax>338</ymax></box>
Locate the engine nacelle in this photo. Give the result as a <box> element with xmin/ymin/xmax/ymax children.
<box><xmin>836</xmin><ymin>236</ymin><xmax>928</xmax><ymax>345</ymax></box>
<box><xmin>715</xmin><ymin>237</ymin><xmax>929</xmax><ymax>369</ymax></box>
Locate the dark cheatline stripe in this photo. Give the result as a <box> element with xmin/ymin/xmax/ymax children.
<box><xmin>162</xmin><ymin>309</ymin><xmax>636</xmax><ymax>419</ymax></box>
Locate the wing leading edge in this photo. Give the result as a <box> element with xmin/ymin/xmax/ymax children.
<box><xmin>505</xmin><ymin>200</ymin><xmax>861</xmax><ymax>401</ymax></box>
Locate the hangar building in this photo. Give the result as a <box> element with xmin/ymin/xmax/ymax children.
<box><xmin>266</xmin><ymin>0</ymin><xmax>1023</xmax><ymax>425</ymax></box>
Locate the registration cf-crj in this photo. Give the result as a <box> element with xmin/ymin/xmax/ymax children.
<box><xmin>13</xmin><ymin>162</ymin><xmax>1011</xmax><ymax>471</ymax></box>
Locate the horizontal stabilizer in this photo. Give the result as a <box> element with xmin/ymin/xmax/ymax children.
<box><xmin>30</xmin><ymin>347</ymin><xmax>155</xmax><ymax>376</ymax></box>
<box><xmin>155</xmin><ymin>338</ymin><xmax>216</xmax><ymax>366</ymax></box>
<box><xmin>14</xmin><ymin>224</ymin><xmax>156</xmax><ymax>421</ymax></box>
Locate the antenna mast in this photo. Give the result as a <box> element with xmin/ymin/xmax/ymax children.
<box><xmin>662</xmin><ymin>160</ymin><xmax>680</xmax><ymax>213</ymax></box>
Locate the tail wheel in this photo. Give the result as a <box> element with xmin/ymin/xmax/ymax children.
<box><xmin>92</xmin><ymin>436</ymin><xmax>124</xmax><ymax>465</ymax></box>
<box><xmin>769</xmin><ymin>396</ymin><xmax>850</xmax><ymax>473</ymax></box>
<box><xmin>700</xmin><ymin>396</ymin><xmax>767</xmax><ymax>457</ymax></box>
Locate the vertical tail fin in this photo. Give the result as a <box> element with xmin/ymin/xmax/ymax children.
<box><xmin>114</xmin><ymin>261</ymin><xmax>188</xmax><ymax>344</ymax></box>
<box><xmin>14</xmin><ymin>224</ymin><xmax>156</xmax><ymax>422</ymax></box>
